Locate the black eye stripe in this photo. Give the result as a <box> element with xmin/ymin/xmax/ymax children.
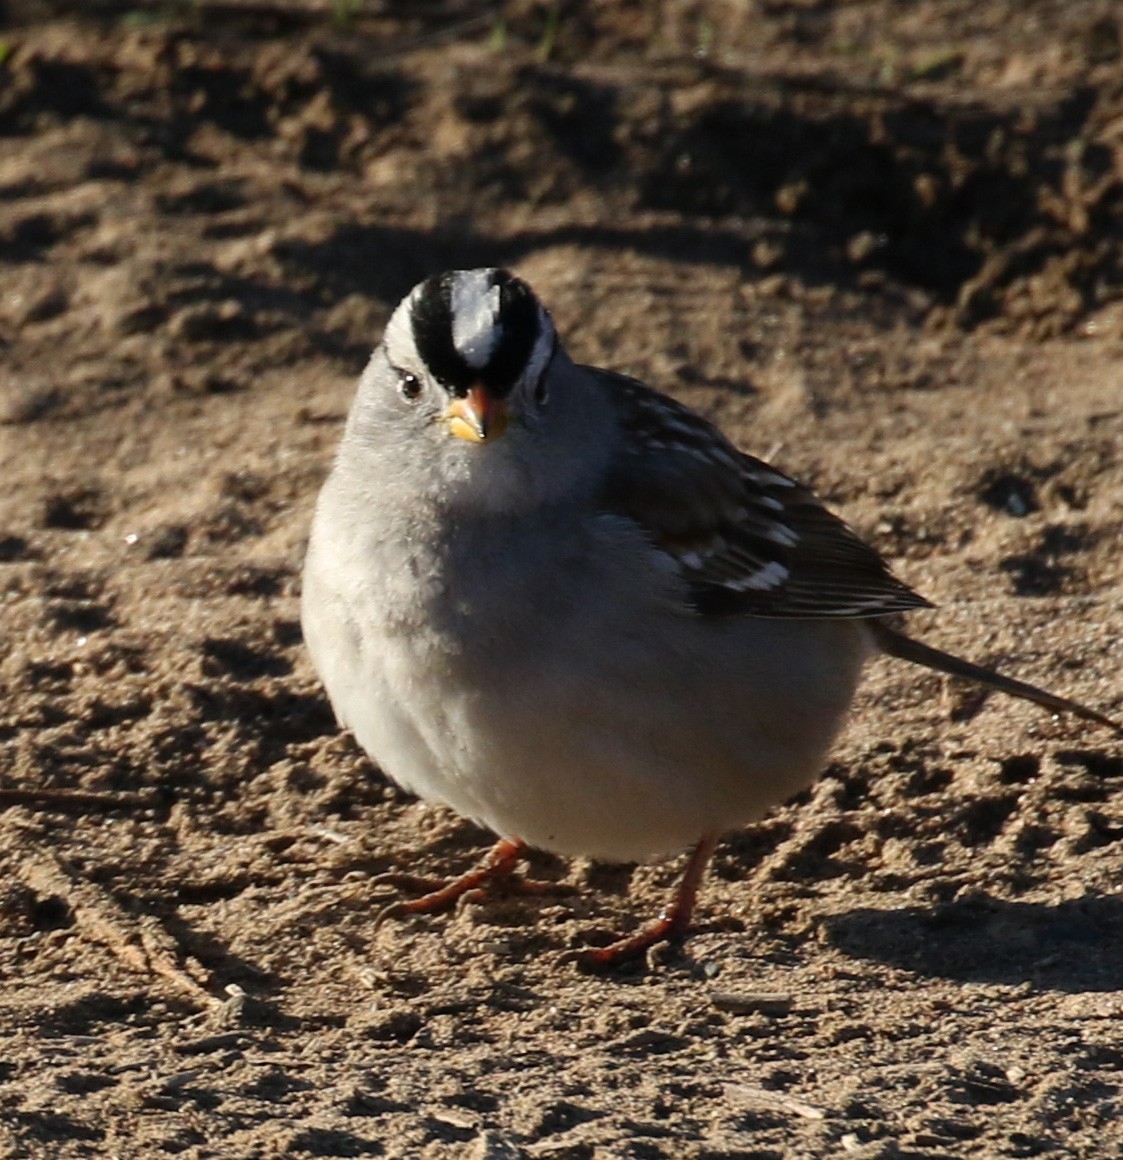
<box><xmin>409</xmin><ymin>269</ymin><xmax>542</xmax><ymax>398</ymax></box>
<box><xmin>410</xmin><ymin>272</ymin><xmax>466</xmax><ymax>390</ymax></box>
<box><xmin>481</xmin><ymin>272</ymin><xmax>540</xmax><ymax>395</ymax></box>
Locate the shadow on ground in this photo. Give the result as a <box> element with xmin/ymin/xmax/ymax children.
<box><xmin>825</xmin><ymin>893</ymin><xmax>1123</xmax><ymax>991</ymax></box>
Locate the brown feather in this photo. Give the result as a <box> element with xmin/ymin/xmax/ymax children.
<box><xmin>593</xmin><ymin>368</ymin><xmax>930</xmax><ymax>619</ymax></box>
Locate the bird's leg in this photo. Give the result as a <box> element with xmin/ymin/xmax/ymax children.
<box><xmin>373</xmin><ymin>837</ymin><xmax>555</xmax><ymax>926</ymax></box>
<box><xmin>579</xmin><ymin>832</ymin><xmax>720</xmax><ymax>968</ymax></box>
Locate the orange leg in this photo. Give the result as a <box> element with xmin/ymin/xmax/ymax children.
<box><xmin>579</xmin><ymin>833</ymin><xmax>719</xmax><ymax>968</ymax></box>
<box><xmin>373</xmin><ymin>837</ymin><xmax>531</xmax><ymax>927</ymax></box>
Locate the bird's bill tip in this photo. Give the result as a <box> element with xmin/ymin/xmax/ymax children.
<box><xmin>445</xmin><ymin>386</ymin><xmax>509</xmax><ymax>443</ymax></box>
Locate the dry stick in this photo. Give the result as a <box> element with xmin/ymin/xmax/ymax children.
<box><xmin>9</xmin><ymin>833</ymin><xmax>215</xmax><ymax>1008</ymax></box>
<box><xmin>108</xmin><ymin>1</ymin><xmax>373</xmax><ymax>31</ymax></box>
<box><xmin>158</xmin><ymin>0</ymin><xmax>355</xmax><ymax>15</ymax></box>
<box><xmin>0</xmin><ymin>787</ymin><xmax>161</xmax><ymax>812</ymax></box>
<box><xmin>709</xmin><ymin>990</ymin><xmax>794</xmax><ymax>1016</ymax></box>
<box><xmin>724</xmin><ymin>1083</ymin><xmax>826</xmax><ymax>1122</ymax></box>
<box><xmin>149</xmin><ymin>1</ymin><xmax>498</xmax><ymax>60</ymax></box>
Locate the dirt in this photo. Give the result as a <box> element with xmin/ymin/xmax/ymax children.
<box><xmin>1</xmin><ymin>2</ymin><xmax>1122</xmax><ymax>1157</ymax></box>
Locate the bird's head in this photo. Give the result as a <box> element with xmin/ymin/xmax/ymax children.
<box><xmin>379</xmin><ymin>267</ymin><xmax>558</xmax><ymax>446</ymax></box>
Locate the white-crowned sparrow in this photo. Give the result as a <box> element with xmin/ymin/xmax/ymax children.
<box><xmin>302</xmin><ymin>267</ymin><xmax>1119</xmax><ymax>965</ymax></box>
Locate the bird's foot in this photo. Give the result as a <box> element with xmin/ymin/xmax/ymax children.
<box><xmin>574</xmin><ymin>832</ymin><xmax>719</xmax><ymax>970</ymax></box>
<box><xmin>576</xmin><ymin>907</ymin><xmax>691</xmax><ymax>969</ymax></box>
<box><xmin>372</xmin><ymin>837</ymin><xmax>567</xmax><ymax>927</ymax></box>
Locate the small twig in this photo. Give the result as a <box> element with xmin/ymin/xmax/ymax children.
<box><xmin>10</xmin><ymin>836</ymin><xmax>215</xmax><ymax>1008</ymax></box>
<box><xmin>0</xmin><ymin>786</ymin><xmax>162</xmax><ymax>813</ymax></box>
<box><xmin>143</xmin><ymin>0</ymin><xmax>372</xmax><ymax>17</ymax></box>
<box><xmin>709</xmin><ymin>990</ymin><xmax>794</xmax><ymax>1016</ymax></box>
<box><xmin>123</xmin><ymin>0</ymin><xmax>494</xmax><ymax>43</ymax></box>
<box><xmin>724</xmin><ymin>1083</ymin><xmax>826</xmax><ymax>1121</ymax></box>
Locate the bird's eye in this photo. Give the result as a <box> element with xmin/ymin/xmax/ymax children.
<box><xmin>398</xmin><ymin>372</ymin><xmax>422</xmax><ymax>400</ymax></box>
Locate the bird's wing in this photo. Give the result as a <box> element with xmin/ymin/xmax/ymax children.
<box><xmin>592</xmin><ymin>368</ymin><xmax>931</xmax><ymax>618</ymax></box>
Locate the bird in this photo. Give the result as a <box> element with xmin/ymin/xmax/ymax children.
<box><xmin>301</xmin><ymin>266</ymin><xmax>1120</xmax><ymax>966</ymax></box>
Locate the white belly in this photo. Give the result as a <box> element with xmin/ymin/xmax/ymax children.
<box><xmin>302</xmin><ymin>519</ymin><xmax>872</xmax><ymax>862</ymax></box>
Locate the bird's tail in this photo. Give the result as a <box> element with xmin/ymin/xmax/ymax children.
<box><xmin>869</xmin><ymin>621</ymin><xmax>1122</xmax><ymax>736</ymax></box>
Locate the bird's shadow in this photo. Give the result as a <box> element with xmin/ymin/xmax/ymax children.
<box><xmin>824</xmin><ymin>892</ymin><xmax>1123</xmax><ymax>992</ymax></box>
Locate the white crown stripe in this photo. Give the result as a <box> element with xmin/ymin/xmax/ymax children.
<box><xmin>451</xmin><ymin>271</ymin><xmax>503</xmax><ymax>370</ymax></box>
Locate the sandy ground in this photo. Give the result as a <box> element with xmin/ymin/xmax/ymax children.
<box><xmin>2</xmin><ymin>3</ymin><xmax>1123</xmax><ymax>1157</ymax></box>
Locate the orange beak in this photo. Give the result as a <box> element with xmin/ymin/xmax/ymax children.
<box><xmin>445</xmin><ymin>385</ymin><xmax>509</xmax><ymax>443</ymax></box>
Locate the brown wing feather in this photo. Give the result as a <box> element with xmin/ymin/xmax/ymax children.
<box><xmin>593</xmin><ymin>368</ymin><xmax>930</xmax><ymax>619</ymax></box>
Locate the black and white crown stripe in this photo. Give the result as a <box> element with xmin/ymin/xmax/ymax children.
<box><xmin>384</xmin><ymin>268</ymin><xmax>556</xmax><ymax>399</ymax></box>
<box><xmin>595</xmin><ymin>369</ymin><xmax>930</xmax><ymax>620</ymax></box>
